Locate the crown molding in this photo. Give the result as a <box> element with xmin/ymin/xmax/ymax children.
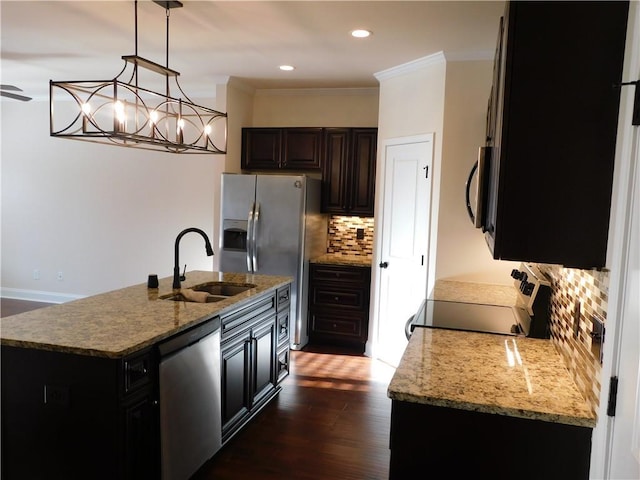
<box><xmin>374</xmin><ymin>51</ymin><xmax>446</xmax><ymax>81</ymax></box>
<box><xmin>255</xmin><ymin>87</ymin><xmax>379</xmax><ymax>97</ymax></box>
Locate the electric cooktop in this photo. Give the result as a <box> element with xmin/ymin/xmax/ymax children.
<box><xmin>406</xmin><ymin>263</ymin><xmax>552</xmax><ymax>339</ymax></box>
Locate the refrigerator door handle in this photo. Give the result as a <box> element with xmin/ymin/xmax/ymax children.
<box><xmin>252</xmin><ymin>202</ymin><xmax>260</xmax><ymax>271</ymax></box>
<box><xmin>246</xmin><ymin>202</ymin><xmax>255</xmax><ymax>272</ymax></box>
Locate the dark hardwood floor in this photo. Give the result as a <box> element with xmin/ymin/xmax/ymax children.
<box><xmin>195</xmin><ymin>344</ymin><xmax>395</xmax><ymax>479</ymax></box>
<box><xmin>0</xmin><ymin>298</ymin><xmax>55</xmax><ymax>317</ymax></box>
<box><xmin>1</xmin><ymin>299</ymin><xmax>396</xmax><ymax>479</ymax></box>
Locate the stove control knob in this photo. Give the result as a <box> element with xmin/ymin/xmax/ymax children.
<box><xmin>511</xmin><ymin>269</ymin><xmax>523</xmax><ymax>280</ymax></box>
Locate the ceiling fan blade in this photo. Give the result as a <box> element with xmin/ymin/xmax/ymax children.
<box><xmin>0</xmin><ymin>84</ymin><xmax>23</xmax><ymax>92</ymax></box>
<box><xmin>0</xmin><ymin>91</ymin><xmax>32</xmax><ymax>102</ymax></box>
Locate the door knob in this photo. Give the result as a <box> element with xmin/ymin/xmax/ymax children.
<box><xmin>379</xmin><ymin>261</ymin><xmax>389</xmax><ymax>268</ymax></box>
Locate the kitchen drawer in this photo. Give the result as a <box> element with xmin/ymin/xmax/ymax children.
<box><xmin>221</xmin><ymin>292</ymin><xmax>276</xmax><ymax>340</ymax></box>
<box><xmin>122</xmin><ymin>348</ymin><xmax>153</xmax><ymax>397</ymax></box>
<box><xmin>310</xmin><ymin>286</ymin><xmax>368</xmax><ymax>310</ymax></box>
<box><xmin>309</xmin><ymin>311</ymin><xmax>365</xmax><ymax>338</ymax></box>
<box><xmin>277</xmin><ymin>284</ymin><xmax>291</xmax><ymax>311</ymax></box>
<box><xmin>276</xmin><ymin>344</ymin><xmax>290</xmax><ymax>384</ymax></box>
<box><xmin>277</xmin><ymin>310</ymin><xmax>290</xmax><ymax>346</ymax></box>
<box><xmin>310</xmin><ymin>264</ymin><xmax>370</xmax><ymax>284</ymax></box>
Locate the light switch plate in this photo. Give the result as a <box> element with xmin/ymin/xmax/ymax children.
<box><xmin>590</xmin><ymin>314</ymin><xmax>605</xmax><ymax>364</ymax></box>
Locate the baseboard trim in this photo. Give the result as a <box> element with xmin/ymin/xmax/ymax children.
<box><xmin>0</xmin><ymin>288</ymin><xmax>85</xmax><ymax>304</ymax></box>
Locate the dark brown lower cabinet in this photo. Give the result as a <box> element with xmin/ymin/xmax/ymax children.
<box><xmin>308</xmin><ymin>263</ymin><xmax>371</xmax><ymax>351</ymax></box>
<box><xmin>220</xmin><ymin>288</ymin><xmax>289</xmax><ymax>443</ymax></box>
<box><xmin>1</xmin><ymin>285</ymin><xmax>292</xmax><ymax>479</ymax></box>
<box><xmin>1</xmin><ymin>345</ymin><xmax>158</xmax><ymax>480</ymax></box>
<box><xmin>389</xmin><ymin>400</ymin><xmax>592</xmax><ymax>480</ymax></box>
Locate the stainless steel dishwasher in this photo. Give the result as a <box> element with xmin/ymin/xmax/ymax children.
<box><xmin>158</xmin><ymin>317</ymin><xmax>222</xmax><ymax>480</ymax></box>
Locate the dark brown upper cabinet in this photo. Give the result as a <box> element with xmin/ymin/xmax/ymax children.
<box><xmin>322</xmin><ymin>128</ymin><xmax>377</xmax><ymax>217</ymax></box>
<box><xmin>241</xmin><ymin>127</ymin><xmax>323</xmax><ymax>171</ymax></box>
<box><xmin>478</xmin><ymin>1</ymin><xmax>629</xmax><ymax>269</ymax></box>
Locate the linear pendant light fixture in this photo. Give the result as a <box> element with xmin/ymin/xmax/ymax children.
<box><xmin>49</xmin><ymin>0</ymin><xmax>227</xmax><ymax>154</ymax></box>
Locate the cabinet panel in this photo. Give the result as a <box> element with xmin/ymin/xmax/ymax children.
<box><xmin>322</xmin><ymin>128</ymin><xmax>350</xmax><ymax>211</ymax></box>
<box><xmin>349</xmin><ymin>129</ymin><xmax>378</xmax><ymax>216</ymax></box>
<box><xmin>310</xmin><ymin>311</ymin><xmax>365</xmax><ymax>337</ymax></box>
<box><xmin>311</xmin><ymin>263</ymin><xmax>370</xmax><ymax>283</ymax></box>
<box><xmin>277</xmin><ymin>345</ymin><xmax>290</xmax><ymax>383</ymax></box>
<box><xmin>480</xmin><ymin>1</ymin><xmax>629</xmax><ymax>268</ymax></box>
<box><xmin>321</xmin><ymin>128</ymin><xmax>377</xmax><ymax>216</ymax></box>
<box><xmin>241</xmin><ymin>128</ymin><xmax>322</xmax><ymax>171</ymax></box>
<box><xmin>390</xmin><ymin>400</ymin><xmax>592</xmax><ymax>479</ymax></box>
<box><xmin>241</xmin><ymin>128</ymin><xmax>282</xmax><ymax>170</ymax></box>
<box><xmin>221</xmin><ymin>333</ymin><xmax>251</xmax><ymax>439</ymax></box>
<box><xmin>123</xmin><ymin>393</ymin><xmax>158</xmax><ymax>479</ymax></box>
<box><xmin>311</xmin><ymin>286</ymin><xmax>367</xmax><ymax>310</ymax></box>
<box><xmin>277</xmin><ymin>310</ymin><xmax>290</xmax><ymax>346</ymax></box>
<box><xmin>282</xmin><ymin>128</ymin><xmax>323</xmax><ymax>169</ymax></box>
<box><xmin>250</xmin><ymin>318</ymin><xmax>277</xmax><ymax>407</ymax></box>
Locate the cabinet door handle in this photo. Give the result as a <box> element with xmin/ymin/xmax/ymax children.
<box><xmin>379</xmin><ymin>261</ymin><xmax>389</xmax><ymax>269</ymax></box>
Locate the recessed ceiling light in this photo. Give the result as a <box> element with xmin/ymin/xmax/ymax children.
<box><xmin>279</xmin><ymin>65</ymin><xmax>295</xmax><ymax>71</ymax></box>
<box><xmin>351</xmin><ymin>29</ymin><xmax>372</xmax><ymax>38</ymax></box>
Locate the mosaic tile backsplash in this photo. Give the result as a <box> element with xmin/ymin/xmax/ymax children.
<box><xmin>537</xmin><ymin>264</ymin><xmax>609</xmax><ymax>416</ymax></box>
<box><xmin>327</xmin><ymin>216</ymin><xmax>374</xmax><ymax>256</ymax></box>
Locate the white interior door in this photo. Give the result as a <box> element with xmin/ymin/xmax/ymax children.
<box><xmin>608</xmin><ymin>131</ymin><xmax>639</xmax><ymax>478</ymax></box>
<box><xmin>595</xmin><ymin>3</ymin><xmax>640</xmax><ymax>478</ymax></box>
<box><xmin>374</xmin><ymin>135</ymin><xmax>433</xmax><ymax>367</ymax></box>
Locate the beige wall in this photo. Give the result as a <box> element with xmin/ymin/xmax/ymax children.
<box><xmin>224</xmin><ymin>79</ymin><xmax>255</xmax><ymax>173</ymax></box>
<box><xmin>1</xmin><ymin>97</ymin><xmax>225</xmax><ymax>300</ymax></box>
<box><xmin>374</xmin><ymin>55</ymin><xmax>447</xmax><ymax>296</ymax></box>
<box><xmin>436</xmin><ymin>60</ymin><xmax>519</xmax><ymax>283</ymax></box>
<box><xmin>374</xmin><ymin>54</ymin><xmax>518</xmax><ymax>293</ymax></box>
<box><xmin>252</xmin><ymin>88</ymin><xmax>379</xmax><ymax>127</ymax></box>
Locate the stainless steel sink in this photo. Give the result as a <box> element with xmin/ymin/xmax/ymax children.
<box><xmin>191</xmin><ymin>282</ymin><xmax>256</xmax><ymax>296</ymax></box>
<box><xmin>159</xmin><ymin>282</ymin><xmax>256</xmax><ymax>303</ymax></box>
<box><xmin>160</xmin><ymin>293</ymin><xmax>227</xmax><ymax>303</ymax></box>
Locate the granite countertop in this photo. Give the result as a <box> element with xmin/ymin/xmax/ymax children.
<box><xmin>0</xmin><ymin>271</ymin><xmax>291</xmax><ymax>359</ymax></box>
<box><xmin>387</xmin><ymin>278</ymin><xmax>595</xmax><ymax>428</ymax></box>
<box><xmin>388</xmin><ymin>328</ymin><xmax>595</xmax><ymax>427</ymax></box>
<box><xmin>431</xmin><ymin>279</ymin><xmax>518</xmax><ymax>306</ymax></box>
<box><xmin>311</xmin><ymin>253</ymin><xmax>372</xmax><ymax>267</ymax></box>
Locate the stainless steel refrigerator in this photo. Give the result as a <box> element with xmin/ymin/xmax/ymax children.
<box><xmin>219</xmin><ymin>173</ymin><xmax>328</xmax><ymax>350</ymax></box>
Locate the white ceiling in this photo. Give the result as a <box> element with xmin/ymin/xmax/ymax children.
<box><xmin>1</xmin><ymin>1</ymin><xmax>505</xmax><ymax>101</ymax></box>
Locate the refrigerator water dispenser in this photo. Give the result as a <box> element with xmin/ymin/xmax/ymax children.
<box><xmin>222</xmin><ymin>219</ymin><xmax>247</xmax><ymax>252</ymax></box>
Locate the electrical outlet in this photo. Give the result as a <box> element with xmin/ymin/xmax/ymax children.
<box><xmin>573</xmin><ymin>301</ymin><xmax>581</xmax><ymax>338</ymax></box>
<box><xmin>590</xmin><ymin>315</ymin><xmax>605</xmax><ymax>364</ymax></box>
<box><xmin>57</xmin><ymin>271</ymin><xmax>64</xmax><ymax>281</ymax></box>
<box><xmin>33</xmin><ymin>269</ymin><xmax>40</xmax><ymax>280</ymax></box>
<box><xmin>356</xmin><ymin>228</ymin><xmax>365</xmax><ymax>240</ymax></box>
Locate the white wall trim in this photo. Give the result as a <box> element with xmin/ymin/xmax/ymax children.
<box><xmin>254</xmin><ymin>87</ymin><xmax>379</xmax><ymax>97</ymax></box>
<box><xmin>374</xmin><ymin>52</ymin><xmax>446</xmax><ymax>82</ymax></box>
<box><xmin>1</xmin><ymin>288</ymin><xmax>85</xmax><ymax>304</ymax></box>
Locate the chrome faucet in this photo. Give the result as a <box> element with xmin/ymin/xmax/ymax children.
<box><xmin>173</xmin><ymin>227</ymin><xmax>214</xmax><ymax>289</ymax></box>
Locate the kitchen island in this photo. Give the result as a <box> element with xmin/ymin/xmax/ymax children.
<box><xmin>388</xmin><ymin>326</ymin><xmax>595</xmax><ymax>479</ymax></box>
<box><xmin>1</xmin><ymin>271</ymin><xmax>292</xmax><ymax>479</ymax></box>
